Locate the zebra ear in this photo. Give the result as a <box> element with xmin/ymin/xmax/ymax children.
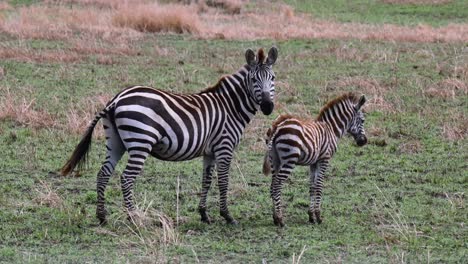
<box><xmin>266</xmin><ymin>47</ymin><xmax>278</xmax><ymax>66</ymax></box>
<box><xmin>245</xmin><ymin>49</ymin><xmax>256</xmax><ymax>67</ymax></box>
<box><xmin>355</xmin><ymin>95</ymin><xmax>366</xmax><ymax>110</ymax></box>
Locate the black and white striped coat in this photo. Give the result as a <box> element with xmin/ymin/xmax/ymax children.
<box><xmin>61</xmin><ymin>47</ymin><xmax>278</xmax><ymax>225</ymax></box>
<box><xmin>263</xmin><ymin>93</ymin><xmax>367</xmax><ymax>227</ymax></box>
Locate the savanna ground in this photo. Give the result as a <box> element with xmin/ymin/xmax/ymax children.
<box><xmin>0</xmin><ymin>0</ymin><xmax>467</xmax><ymax>263</ymax></box>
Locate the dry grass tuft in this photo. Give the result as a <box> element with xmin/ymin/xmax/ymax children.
<box><xmin>398</xmin><ymin>140</ymin><xmax>423</xmax><ymax>154</ymax></box>
<box><xmin>0</xmin><ymin>88</ymin><xmax>56</xmax><ymax>129</ymax></box>
<box><xmin>373</xmin><ymin>185</ymin><xmax>424</xmax><ymax>246</ymax></box>
<box><xmin>425</xmin><ymin>78</ymin><xmax>467</xmax><ymax>100</ymax></box>
<box><xmin>112</xmin><ymin>3</ymin><xmax>200</xmax><ymax>34</ymax></box>
<box><xmin>34</xmin><ymin>180</ymin><xmax>63</xmax><ymax>208</ymax></box>
<box><xmin>441</xmin><ymin>111</ymin><xmax>467</xmax><ymax>141</ymax></box>
<box><xmin>116</xmin><ymin>196</ymin><xmax>180</xmax><ymax>259</ymax></box>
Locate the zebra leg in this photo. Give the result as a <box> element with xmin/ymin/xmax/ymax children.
<box><xmin>96</xmin><ymin>119</ymin><xmax>125</xmax><ymax>225</ymax></box>
<box><xmin>216</xmin><ymin>155</ymin><xmax>237</xmax><ymax>225</ymax></box>
<box><xmin>270</xmin><ymin>177</ymin><xmax>285</xmax><ymax>227</ymax></box>
<box><xmin>120</xmin><ymin>150</ymin><xmax>150</xmax><ymax>222</ymax></box>
<box><xmin>198</xmin><ymin>155</ymin><xmax>216</xmax><ymax>224</ymax></box>
<box><xmin>308</xmin><ymin>163</ymin><xmax>318</xmax><ymax>224</ymax></box>
<box><xmin>312</xmin><ymin>159</ymin><xmax>329</xmax><ymax>224</ymax></box>
<box><xmin>271</xmin><ymin>159</ymin><xmax>297</xmax><ymax>227</ymax></box>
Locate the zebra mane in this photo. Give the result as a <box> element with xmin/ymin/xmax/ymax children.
<box><xmin>257</xmin><ymin>48</ymin><xmax>266</xmax><ymax>64</ymax></box>
<box><xmin>199</xmin><ymin>65</ymin><xmax>249</xmax><ymax>94</ymax></box>
<box><xmin>316</xmin><ymin>92</ymin><xmax>359</xmax><ymax>121</ymax></box>
<box><xmin>199</xmin><ymin>76</ymin><xmax>227</xmax><ymax>94</ymax></box>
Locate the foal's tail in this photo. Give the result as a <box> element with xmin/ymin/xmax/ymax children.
<box><xmin>262</xmin><ymin>148</ymin><xmax>271</xmax><ymax>176</ymax></box>
<box><xmin>262</xmin><ymin>127</ymin><xmax>276</xmax><ymax>176</ymax></box>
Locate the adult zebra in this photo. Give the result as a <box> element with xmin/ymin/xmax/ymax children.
<box><xmin>61</xmin><ymin>47</ymin><xmax>278</xmax><ymax>225</ymax></box>
<box><xmin>263</xmin><ymin>93</ymin><xmax>367</xmax><ymax>227</ymax></box>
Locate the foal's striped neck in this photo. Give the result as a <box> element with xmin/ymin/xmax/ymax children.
<box><xmin>316</xmin><ymin>93</ymin><xmax>358</xmax><ymax>138</ymax></box>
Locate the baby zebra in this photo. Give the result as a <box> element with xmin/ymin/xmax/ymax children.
<box><xmin>263</xmin><ymin>93</ymin><xmax>367</xmax><ymax>227</ymax></box>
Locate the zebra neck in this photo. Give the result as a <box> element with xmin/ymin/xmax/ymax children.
<box><xmin>318</xmin><ymin>103</ymin><xmax>352</xmax><ymax>139</ymax></box>
<box><xmin>205</xmin><ymin>67</ymin><xmax>257</xmax><ymax>126</ymax></box>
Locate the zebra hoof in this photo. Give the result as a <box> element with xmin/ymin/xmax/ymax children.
<box><xmin>97</xmin><ymin>208</ymin><xmax>107</xmax><ymax>225</ymax></box>
<box><xmin>273</xmin><ymin>214</ymin><xmax>285</xmax><ymax>227</ymax></box>
<box><xmin>201</xmin><ymin>217</ymin><xmax>212</xmax><ymax>224</ymax></box>
<box><xmin>227</xmin><ymin>219</ymin><xmax>239</xmax><ymax>225</ymax></box>
<box><xmin>98</xmin><ymin>218</ymin><xmax>108</xmax><ymax>226</ymax></box>
<box><xmin>199</xmin><ymin>208</ymin><xmax>211</xmax><ymax>224</ymax></box>
<box><xmin>308</xmin><ymin>211</ymin><xmax>315</xmax><ymax>224</ymax></box>
<box><xmin>220</xmin><ymin>210</ymin><xmax>238</xmax><ymax>225</ymax></box>
<box><xmin>315</xmin><ymin>211</ymin><xmax>322</xmax><ymax>224</ymax></box>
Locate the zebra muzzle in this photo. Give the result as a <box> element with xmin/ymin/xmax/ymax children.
<box><xmin>356</xmin><ymin>135</ymin><xmax>367</xmax><ymax>146</ymax></box>
<box><xmin>260</xmin><ymin>92</ymin><xmax>274</xmax><ymax>115</ymax></box>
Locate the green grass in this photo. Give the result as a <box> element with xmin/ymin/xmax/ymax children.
<box><xmin>1</xmin><ymin>4</ymin><xmax>467</xmax><ymax>264</ymax></box>
<box><xmin>283</xmin><ymin>0</ymin><xmax>468</xmax><ymax>26</ymax></box>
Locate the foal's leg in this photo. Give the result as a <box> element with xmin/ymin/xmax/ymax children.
<box><xmin>311</xmin><ymin>159</ymin><xmax>329</xmax><ymax>224</ymax></box>
<box><xmin>308</xmin><ymin>163</ymin><xmax>318</xmax><ymax>224</ymax></box>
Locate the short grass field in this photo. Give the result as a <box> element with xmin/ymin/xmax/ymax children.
<box><xmin>0</xmin><ymin>0</ymin><xmax>467</xmax><ymax>263</ymax></box>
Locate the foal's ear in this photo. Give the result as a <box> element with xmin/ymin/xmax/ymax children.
<box><xmin>245</xmin><ymin>49</ymin><xmax>256</xmax><ymax>67</ymax></box>
<box><xmin>266</xmin><ymin>47</ymin><xmax>278</xmax><ymax>66</ymax></box>
<box><xmin>355</xmin><ymin>95</ymin><xmax>366</xmax><ymax>110</ymax></box>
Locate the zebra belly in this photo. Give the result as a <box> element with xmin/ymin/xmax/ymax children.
<box><xmin>149</xmin><ymin>137</ymin><xmax>207</xmax><ymax>161</ymax></box>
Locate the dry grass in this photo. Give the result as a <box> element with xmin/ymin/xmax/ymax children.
<box><xmin>1</xmin><ymin>1</ymin><xmax>467</xmax><ymax>48</ymax></box>
<box><xmin>0</xmin><ymin>5</ymin><xmax>142</xmax><ymax>43</ymax></box>
<box><xmin>0</xmin><ymin>88</ymin><xmax>56</xmax><ymax>129</ymax></box>
<box><xmin>115</xmin><ymin>196</ymin><xmax>180</xmax><ymax>260</ymax></box>
<box><xmin>0</xmin><ymin>46</ymin><xmax>82</xmax><ymax>63</ymax></box>
<box><xmin>291</xmin><ymin>245</ymin><xmax>308</xmax><ymax>264</ymax></box>
<box><xmin>33</xmin><ymin>180</ymin><xmax>63</xmax><ymax>208</ymax></box>
<box><xmin>326</xmin><ymin>77</ymin><xmax>397</xmax><ymax>114</ymax></box>
<box><xmin>441</xmin><ymin>111</ymin><xmax>467</xmax><ymax>141</ymax></box>
<box><xmin>197</xmin><ymin>1</ymin><xmax>468</xmax><ymax>43</ymax></box>
<box><xmin>425</xmin><ymin>78</ymin><xmax>467</xmax><ymax>100</ymax></box>
<box><xmin>373</xmin><ymin>185</ymin><xmax>425</xmax><ymax>246</ymax></box>
<box><xmin>112</xmin><ymin>3</ymin><xmax>200</xmax><ymax>34</ymax></box>
<box><xmin>398</xmin><ymin>140</ymin><xmax>423</xmax><ymax>154</ymax></box>
<box><xmin>65</xmin><ymin>94</ymin><xmax>113</xmax><ymax>138</ymax></box>
<box><xmin>0</xmin><ymin>2</ymin><xmax>11</xmax><ymax>11</ymax></box>
<box><xmin>381</xmin><ymin>0</ymin><xmax>452</xmax><ymax>4</ymax></box>
<box><xmin>0</xmin><ymin>87</ymin><xmax>114</xmax><ymax>136</ymax></box>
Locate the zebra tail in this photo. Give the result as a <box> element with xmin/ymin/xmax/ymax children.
<box><xmin>262</xmin><ymin>149</ymin><xmax>271</xmax><ymax>176</ymax></box>
<box><xmin>60</xmin><ymin>110</ymin><xmax>105</xmax><ymax>176</ymax></box>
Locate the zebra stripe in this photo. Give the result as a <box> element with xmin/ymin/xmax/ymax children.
<box><xmin>263</xmin><ymin>93</ymin><xmax>367</xmax><ymax>227</ymax></box>
<box><xmin>61</xmin><ymin>47</ymin><xmax>278</xmax><ymax>225</ymax></box>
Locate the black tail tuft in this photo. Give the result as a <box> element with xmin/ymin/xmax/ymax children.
<box><xmin>60</xmin><ymin>114</ymin><xmax>102</xmax><ymax>176</ymax></box>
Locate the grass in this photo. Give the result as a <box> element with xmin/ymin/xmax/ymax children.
<box><xmin>0</xmin><ymin>0</ymin><xmax>467</xmax><ymax>263</ymax></box>
<box><xmin>283</xmin><ymin>0</ymin><xmax>468</xmax><ymax>26</ymax></box>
